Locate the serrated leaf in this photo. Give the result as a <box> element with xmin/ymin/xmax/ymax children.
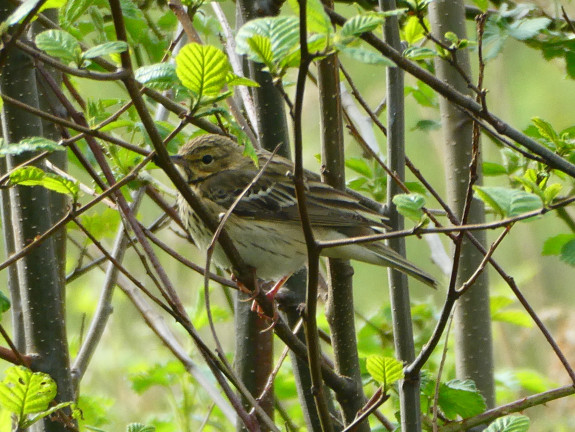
<box><xmin>0</xmin><ymin>137</ymin><xmax>64</xmax><ymax>156</ymax></box>
<box><xmin>531</xmin><ymin>117</ymin><xmax>558</xmax><ymax>143</ymax></box>
<box><xmin>473</xmin><ymin>186</ymin><xmax>542</xmax><ymax>218</ymax></box>
<box><xmin>560</xmin><ymin>239</ymin><xmax>575</xmax><ymax>266</ymax></box>
<box><xmin>393</xmin><ymin>193</ymin><xmax>425</xmax><ymax>222</ymax></box>
<box><xmin>9</xmin><ymin>166</ymin><xmax>79</xmax><ymax>198</ymax></box>
<box><xmin>246</xmin><ymin>34</ymin><xmax>275</xmax><ymax>70</ymax></box>
<box><xmin>341</xmin><ymin>14</ymin><xmax>384</xmax><ymax>39</ymax></box>
<box><xmin>438</xmin><ymin>379</ymin><xmax>486</xmax><ymax>420</ymax></box>
<box><xmin>35</xmin><ymin>29</ymin><xmax>81</xmax><ymax>65</ymax></box>
<box><xmin>338</xmin><ymin>45</ymin><xmax>395</xmax><ymax>66</ymax></box>
<box><xmin>0</xmin><ymin>366</ymin><xmax>57</xmax><ymax>416</ymax></box>
<box><xmin>542</xmin><ymin>234</ymin><xmax>575</xmax><ymax>256</ymax></box>
<box><xmin>485</xmin><ymin>415</ymin><xmax>530</xmax><ymax>432</ymax></box>
<box><xmin>236</xmin><ymin>16</ymin><xmax>300</xmax><ymax>70</ymax></box>
<box><xmin>176</xmin><ymin>43</ymin><xmax>230</xmax><ymax>98</ymax></box>
<box><xmin>135</xmin><ymin>63</ymin><xmax>178</xmax><ymax>89</ymax></box>
<box><xmin>82</xmin><ymin>41</ymin><xmax>129</xmax><ymax>60</ymax></box>
<box><xmin>127</xmin><ymin>423</ymin><xmax>155</xmax><ymax>432</ymax></box>
<box><xmin>366</xmin><ymin>355</ymin><xmax>403</xmax><ymax>390</ymax></box>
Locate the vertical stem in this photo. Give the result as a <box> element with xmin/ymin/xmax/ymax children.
<box><xmin>380</xmin><ymin>1</ymin><xmax>420</xmax><ymax>430</ymax></box>
<box><xmin>319</xmin><ymin>49</ymin><xmax>369</xmax><ymax>430</ymax></box>
<box><xmin>428</xmin><ymin>0</ymin><xmax>495</xmax><ymax>412</ymax></box>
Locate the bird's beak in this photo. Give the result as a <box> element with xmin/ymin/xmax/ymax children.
<box><xmin>170</xmin><ymin>155</ymin><xmax>185</xmax><ymax>166</ymax></box>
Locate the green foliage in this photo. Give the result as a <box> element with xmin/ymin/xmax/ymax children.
<box><xmin>0</xmin><ymin>366</ymin><xmax>74</xmax><ymax>429</ymax></box>
<box><xmin>392</xmin><ymin>193</ymin><xmax>426</xmax><ymax>223</ymax></box>
<box><xmin>35</xmin><ymin>30</ymin><xmax>128</xmax><ymax>67</ymax></box>
<box><xmin>174</xmin><ymin>42</ymin><xmax>254</xmax><ymax>110</ymax></box>
<box><xmin>490</xmin><ymin>295</ymin><xmax>532</xmax><ymax>328</ymax></box>
<box><xmin>485</xmin><ymin>415</ymin><xmax>530</xmax><ymax>432</ymax></box>
<box><xmin>365</xmin><ymin>355</ymin><xmax>404</xmax><ymax>391</ymax></box>
<box><xmin>473</xmin><ymin>186</ymin><xmax>542</xmax><ymax>218</ymax></box>
<box><xmin>9</xmin><ymin>166</ymin><xmax>80</xmax><ymax>200</ymax></box>
<box><xmin>0</xmin><ymin>137</ymin><xmax>64</xmax><ymax>156</ymax></box>
<box><xmin>421</xmin><ymin>376</ymin><xmax>487</xmax><ymax>421</ymax></box>
<box><xmin>0</xmin><ymin>291</ymin><xmax>10</xmax><ymax>315</ymax></box>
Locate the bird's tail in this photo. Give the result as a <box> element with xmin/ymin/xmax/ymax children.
<box><xmin>325</xmin><ymin>241</ymin><xmax>437</xmax><ymax>288</ymax></box>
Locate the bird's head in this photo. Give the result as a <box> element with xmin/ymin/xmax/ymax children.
<box><xmin>171</xmin><ymin>134</ymin><xmax>245</xmax><ymax>183</ymax></box>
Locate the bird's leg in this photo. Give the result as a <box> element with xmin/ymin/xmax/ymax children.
<box><xmin>233</xmin><ymin>269</ymin><xmax>260</xmax><ymax>301</ymax></box>
<box><xmin>250</xmin><ymin>275</ymin><xmax>290</xmax><ymax>325</ymax></box>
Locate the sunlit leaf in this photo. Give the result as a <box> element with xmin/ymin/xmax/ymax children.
<box><xmin>485</xmin><ymin>415</ymin><xmax>530</xmax><ymax>432</ymax></box>
<box><xmin>338</xmin><ymin>45</ymin><xmax>395</xmax><ymax>66</ymax></box>
<box><xmin>542</xmin><ymin>234</ymin><xmax>574</xmax><ymax>256</ymax></box>
<box><xmin>0</xmin><ymin>137</ymin><xmax>64</xmax><ymax>156</ymax></box>
<box><xmin>366</xmin><ymin>355</ymin><xmax>403</xmax><ymax>390</ymax></box>
<box><xmin>9</xmin><ymin>166</ymin><xmax>79</xmax><ymax>198</ymax></box>
<box><xmin>82</xmin><ymin>41</ymin><xmax>129</xmax><ymax>60</ymax></box>
<box><xmin>393</xmin><ymin>193</ymin><xmax>426</xmax><ymax>222</ymax></box>
<box><xmin>35</xmin><ymin>29</ymin><xmax>81</xmax><ymax>65</ymax></box>
<box><xmin>176</xmin><ymin>43</ymin><xmax>230</xmax><ymax>98</ymax></box>
<box><xmin>341</xmin><ymin>13</ymin><xmax>384</xmax><ymax>40</ymax></box>
<box><xmin>439</xmin><ymin>379</ymin><xmax>486</xmax><ymax>420</ymax></box>
<box><xmin>0</xmin><ymin>366</ymin><xmax>56</xmax><ymax>415</ymax></box>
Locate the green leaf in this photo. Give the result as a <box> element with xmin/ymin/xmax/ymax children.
<box><xmin>338</xmin><ymin>45</ymin><xmax>395</xmax><ymax>66</ymax></box>
<box><xmin>5</xmin><ymin>0</ymin><xmax>42</xmax><ymax>25</ymax></box>
<box><xmin>0</xmin><ymin>291</ymin><xmax>10</xmax><ymax>314</ymax></box>
<box><xmin>345</xmin><ymin>158</ymin><xmax>372</xmax><ymax>177</ymax></box>
<box><xmin>403</xmin><ymin>46</ymin><xmax>437</xmax><ymax>60</ymax></box>
<box><xmin>438</xmin><ymin>379</ymin><xmax>486</xmax><ymax>420</ymax></box>
<box><xmin>226</xmin><ymin>73</ymin><xmax>259</xmax><ymax>88</ymax></box>
<box><xmin>176</xmin><ymin>43</ymin><xmax>230</xmax><ymax>98</ymax></box>
<box><xmin>236</xmin><ymin>16</ymin><xmax>300</xmax><ymax>71</ymax></box>
<box><xmin>365</xmin><ymin>355</ymin><xmax>403</xmax><ymax>390</ymax></box>
<box><xmin>35</xmin><ymin>29</ymin><xmax>81</xmax><ymax>65</ymax></box>
<box><xmin>341</xmin><ymin>14</ymin><xmax>384</xmax><ymax>40</ymax></box>
<box><xmin>135</xmin><ymin>63</ymin><xmax>179</xmax><ymax>90</ymax></box>
<box><xmin>0</xmin><ymin>366</ymin><xmax>57</xmax><ymax>416</ymax></box>
<box><xmin>411</xmin><ymin>119</ymin><xmax>440</xmax><ymax>132</ymax></box>
<box><xmin>543</xmin><ymin>183</ymin><xmax>562</xmax><ymax>204</ymax></box>
<box><xmin>403</xmin><ymin>15</ymin><xmax>426</xmax><ymax>45</ymax></box>
<box><xmin>246</xmin><ymin>34</ymin><xmax>275</xmax><ymax>70</ymax></box>
<box><xmin>392</xmin><ymin>193</ymin><xmax>425</xmax><ymax>222</ymax></box>
<box><xmin>485</xmin><ymin>415</ymin><xmax>530</xmax><ymax>432</ymax></box>
<box><xmin>531</xmin><ymin>117</ymin><xmax>558</xmax><ymax>144</ymax></box>
<box><xmin>82</xmin><ymin>41</ymin><xmax>129</xmax><ymax>60</ymax></box>
<box><xmin>560</xmin><ymin>239</ymin><xmax>575</xmax><ymax>266</ymax></box>
<box><xmin>482</xmin><ymin>162</ymin><xmax>508</xmax><ymax>176</ymax></box>
<box><xmin>9</xmin><ymin>166</ymin><xmax>79</xmax><ymax>198</ymax></box>
<box><xmin>470</xmin><ymin>0</ymin><xmax>488</xmax><ymax>11</ymax></box>
<box><xmin>60</xmin><ymin>0</ymin><xmax>92</xmax><ymax>29</ymax></box>
<box><xmin>287</xmin><ymin>0</ymin><xmax>332</xmax><ymax>37</ymax></box>
<box><xmin>508</xmin><ymin>17</ymin><xmax>550</xmax><ymax>41</ymax></box>
<box><xmin>473</xmin><ymin>186</ymin><xmax>542</xmax><ymax>218</ymax></box>
<box><xmin>0</xmin><ymin>137</ymin><xmax>64</xmax><ymax>156</ymax></box>
<box><xmin>542</xmin><ymin>234</ymin><xmax>575</xmax><ymax>256</ymax></box>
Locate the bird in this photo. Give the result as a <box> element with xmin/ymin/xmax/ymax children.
<box><xmin>171</xmin><ymin>134</ymin><xmax>436</xmax><ymax>302</ymax></box>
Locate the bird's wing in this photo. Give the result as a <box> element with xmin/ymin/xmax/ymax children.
<box><xmin>198</xmin><ymin>168</ymin><xmax>389</xmax><ymax>230</ymax></box>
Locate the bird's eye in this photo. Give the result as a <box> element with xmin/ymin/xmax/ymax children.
<box><xmin>202</xmin><ymin>154</ymin><xmax>214</xmax><ymax>165</ymax></box>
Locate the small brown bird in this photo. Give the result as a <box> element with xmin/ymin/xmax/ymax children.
<box><xmin>172</xmin><ymin>134</ymin><xmax>436</xmax><ymax>294</ymax></box>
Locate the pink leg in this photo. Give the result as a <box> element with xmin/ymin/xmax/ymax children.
<box><xmin>250</xmin><ymin>275</ymin><xmax>290</xmax><ymax>319</ymax></box>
